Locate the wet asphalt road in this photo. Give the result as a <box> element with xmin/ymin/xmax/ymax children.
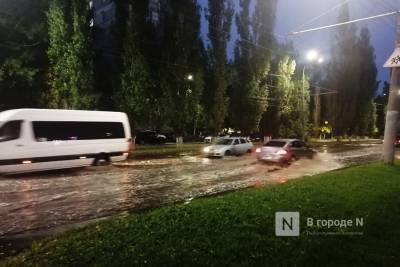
<box><xmin>0</xmin><ymin>144</ymin><xmax>383</xmax><ymax>257</ymax></box>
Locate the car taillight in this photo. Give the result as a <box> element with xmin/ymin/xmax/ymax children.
<box><xmin>128</xmin><ymin>138</ymin><xmax>134</xmax><ymax>152</ymax></box>
<box><xmin>276</xmin><ymin>149</ymin><xmax>287</xmax><ymax>155</ymax></box>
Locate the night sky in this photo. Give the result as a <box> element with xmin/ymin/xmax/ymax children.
<box><xmin>199</xmin><ymin>0</ymin><xmax>400</xmax><ymax>91</ymax></box>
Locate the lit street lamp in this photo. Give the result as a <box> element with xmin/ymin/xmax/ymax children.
<box><xmin>306</xmin><ymin>50</ymin><xmax>319</xmax><ymax>61</ymax></box>
<box><xmin>302</xmin><ymin>50</ymin><xmax>324</xmax><ymax>140</ymax></box>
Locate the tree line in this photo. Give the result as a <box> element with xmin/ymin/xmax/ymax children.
<box><xmin>0</xmin><ymin>0</ymin><xmax>381</xmax><ymax>139</ymax></box>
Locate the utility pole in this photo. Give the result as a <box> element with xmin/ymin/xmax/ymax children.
<box><xmin>302</xmin><ymin>66</ymin><xmax>306</xmax><ymax>141</ymax></box>
<box><xmin>383</xmin><ymin>13</ymin><xmax>400</xmax><ymax>165</ymax></box>
<box><xmin>314</xmin><ymin>86</ymin><xmax>321</xmax><ymax>137</ymax></box>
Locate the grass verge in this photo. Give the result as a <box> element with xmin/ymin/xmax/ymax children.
<box><xmin>130</xmin><ymin>143</ymin><xmax>206</xmax><ymax>159</ymax></box>
<box><xmin>3</xmin><ymin>163</ymin><xmax>400</xmax><ymax>266</ymax></box>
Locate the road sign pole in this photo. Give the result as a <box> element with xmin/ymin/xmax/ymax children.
<box><xmin>383</xmin><ymin>13</ymin><xmax>400</xmax><ymax>164</ymax></box>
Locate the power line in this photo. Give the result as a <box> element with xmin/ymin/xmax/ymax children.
<box><xmin>292</xmin><ymin>0</ymin><xmax>352</xmax><ymax>33</ymax></box>
<box><xmin>355</xmin><ymin>0</ymin><xmax>397</xmax><ymax>32</ymax></box>
<box><xmin>268</xmin><ymin>73</ymin><xmax>338</xmax><ymax>93</ymax></box>
<box><xmin>290</xmin><ymin>10</ymin><xmax>400</xmax><ymax>35</ymax></box>
<box><xmin>310</xmin><ymin>91</ymin><xmax>337</xmax><ymax>96</ymax></box>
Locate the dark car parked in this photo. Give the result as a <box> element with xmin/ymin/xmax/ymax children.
<box><xmin>249</xmin><ymin>133</ymin><xmax>263</xmax><ymax>143</ymax></box>
<box><xmin>135</xmin><ymin>131</ymin><xmax>167</xmax><ymax>145</ymax></box>
<box><xmin>256</xmin><ymin>139</ymin><xmax>316</xmax><ymax>166</ymax></box>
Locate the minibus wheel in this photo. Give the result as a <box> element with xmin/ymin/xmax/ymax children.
<box><xmin>93</xmin><ymin>153</ymin><xmax>111</xmax><ymax>166</ymax></box>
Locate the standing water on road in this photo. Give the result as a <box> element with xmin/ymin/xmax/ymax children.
<box><xmin>0</xmin><ymin>145</ymin><xmax>382</xmax><ymax>257</ymax></box>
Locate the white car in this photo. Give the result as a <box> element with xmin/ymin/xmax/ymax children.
<box><xmin>204</xmin><ymin>136</ymin><xmax>213</xmax><ymax>143</ymax></box>
<box><xmin>203</xmin><ymin>137</ymin><xmax>253</xmax><ymax>158</ymax></box>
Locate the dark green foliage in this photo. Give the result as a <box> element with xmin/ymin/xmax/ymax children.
<box><xmin>375</xmin><ymin>81</ymin><xmax>389</xmax><ymax>136</ymax></box>
<box><xmin>205</xmin><ymin>0</ymin><xmax>234</xmax><ymax>134</ymax></box>
<box><xmin>112</xmin><ymin>1</ymin><xmax>155</xmax><ymax>132</ymax></box>
<box><xmin>0</xmin><ymin>0</ymin><xmax>379</xmax><ymax>140</ymax></box>
<box><xmin>326</xmin><ymin>4</ymin><xmax>360</xmax><ymax>136</ymax></box>
<box><xmin>353</xmin><ymin>27</ymin><xmax>378</xmax><ymax>136</ymax></box>
<box><xmin>159</xmin><ymin>0</ymin><xmax>205</xmax><ymax>136</ymax></box>
<box><xmin>0</xmin><ymin>0</ymin><xmax>48</xmax><ymax>110</ymax></box>
<box><xmin>46</xmin><ymin>0</ymin><xmax>95</xmax><ymax>109</ymax></box>
<box><xmin>4</xmin><ymin>162</ymin><xmax>400</xmax><ymax>266</ymax></box>
<box><xmin>230</xmin><ymin>0</ymin><xmax>276</xmax><ymax>134</ymax></box>
<box><xmin>325</xmin><ymin>5</ymin><xmax>378</xmax><ymax>137</ymax></box>
<box><xmin>114</xmin><ymin>19</ymin><xmax>151</xmax><ymax>132</ymax></box>
<box><xmin>276</xmin><ymin>56</ymin><xmax>311</xmax><ymax>138</ymax></box>
<box><xmin>252</xmin><ymin>0</ymin><xmax>278</xmax><ymax>82</ymax></box>
<box><xmin>230</xmin><ymin>0</ymin><xmax>278</xmax><ymax>135</ymax></box>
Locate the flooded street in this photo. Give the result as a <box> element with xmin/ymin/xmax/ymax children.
<box><xmin>0</xmin><ymin>144</ymin><xmax>383</xmax><ymax>257</ymax></box>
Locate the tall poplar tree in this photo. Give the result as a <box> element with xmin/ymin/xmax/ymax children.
<box><xmin>230</xmin><ymin>0</ymin><xmax>278</xmax><ymax>134</ymax></box>
<box><xmin>354</xmin><ymin>26</ymin><xmax>378</xmax><ymax>136</ymax></box>
<box><xmin>0</xmin><ymin>0</ymin><xmax>48</xmax><ymax>110</ymax></box>
<box><xmin>114</xmin><ymin>2</ymin><xmax>150</xmax><ymax>133</ymax></box>
<box><xmin>375</xmin><ymin>81</ymin><xmax>389</xmax><ymax>136</ymax></box>
<box><xmin>47</xmin><ymin>0</ymin><xmax>94</xmax><ymax>109</ymax></box>
<box><xmin>160</xmin><ymin>0</ymin><xmax>205</xmax><ymax>138</ymax></box>
<box><xmin>326</xmin><ymin>3</ymin><xmax>360</xmax><ymax>136</ymax></box>
<box><xmin>276</xmin><ymin>56</ymin><xmax>310</xmax><ymax>138</ymax></box>
<box><xmin>253</xmin><ymin>0</ymin><xmax>278</xmax><ymax>136</ymax></box>
<box><xmin>205</xmin><ymin>0</ymin><xmax>234</xmax><ymax>134</ymax></box>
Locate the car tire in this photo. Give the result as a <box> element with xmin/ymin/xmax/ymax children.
<box><xmin>247</xmin><ymin>149</ymin><xmax>252</xmax><ymax>153</ymax></box>
<box><xmin>93</xmin><ymin>153</ymin><xmax>110</xmax><ymax>166</ymax></box>
<box><xmin>225</xmin><ymin>150</ymin><xmax>231</xmax><ymax>157</ymax></box>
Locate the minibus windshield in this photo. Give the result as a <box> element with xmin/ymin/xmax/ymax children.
<box><xmin>0</xmin><ymin>120</ymin><xmax>21</xmax><ymax>142</ymax></box>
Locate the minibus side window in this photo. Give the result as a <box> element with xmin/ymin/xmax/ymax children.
<box><xmin>0</xmin><ymin>120</ymin><xmax>22</xmax><ymax>142</ymax></box>
<box><xmin>33</xmin><ymin>121</ymin><xmax>125</xmax><ymax>141</ymax></box>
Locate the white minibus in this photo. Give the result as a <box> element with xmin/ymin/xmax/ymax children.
<box><xmin>0</xmin><ymin>109</ymin><xmax>132</xmax><ymax>174</ymax></box>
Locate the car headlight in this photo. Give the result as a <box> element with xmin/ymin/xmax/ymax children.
<box><xmin>203</xmin><ymin>147</ymin><xmax>211</xmax><ymax>153</ymax></box>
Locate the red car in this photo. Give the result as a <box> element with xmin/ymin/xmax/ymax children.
<box><xmin>256</xmin><ymin>139</ymin><xmax>316</xmax><ymax>166</ymax></box>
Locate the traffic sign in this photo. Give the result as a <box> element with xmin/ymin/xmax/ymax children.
<box><xmin>384</xmin><ymin>47</ymin><xmax>400</xmax><ymax>68</ymax></box>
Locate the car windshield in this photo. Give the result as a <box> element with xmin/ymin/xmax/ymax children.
<box><xmin>264</xmin><ymin>141</ymin><xmax>286</xmax><ymax>147</ymax></box>
<box><xmin>215</xmin><ymin>139</ymin><xmax>233</xmax><ymax>145</ymax></box>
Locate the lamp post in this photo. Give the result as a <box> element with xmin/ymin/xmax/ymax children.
<box><xmin>186</xmin><ymin>74</ymin><xmax>198</xmax><ymax>136</ymax></box>
<box><xmin>302</xmin><ymin>50</ymin><xmax>324</xmax><ymax>141</ymax></box>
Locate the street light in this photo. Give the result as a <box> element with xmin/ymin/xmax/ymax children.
<box><xmin>187</xmin><ymin>74</ymin><xmax>193</xmax><ymax>81</ymax></box>
<box><xmin>306</xmin><ymin>50</ymin><xmax>319</xmax><ymax>62</ymax></box>
<box><xmin>302</xmin><ymin>50</ymin><xmax>324</xmax><ymax>140</ymax></box>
